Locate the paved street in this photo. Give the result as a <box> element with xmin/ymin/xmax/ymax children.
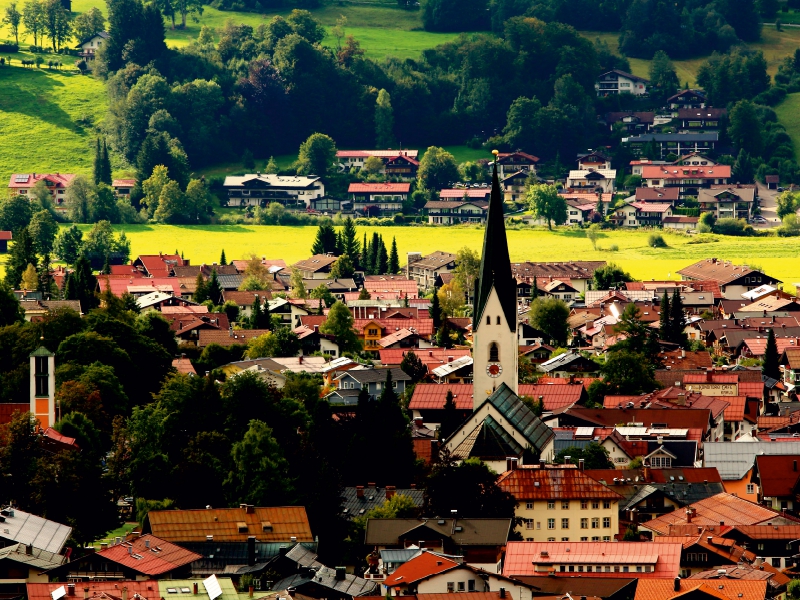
<box><xmin>755</xmin><ymin>182</ymin><xmax>780</xmax><ymax>228</ymax></box>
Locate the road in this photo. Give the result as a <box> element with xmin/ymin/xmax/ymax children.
<box><xmin>755</xmin><ymin>182</ymin><xmax>780</xmax><ymax>229</ymax></box>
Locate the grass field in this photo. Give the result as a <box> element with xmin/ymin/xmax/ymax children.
<box><xmin>775</xmin><ymin>92</ymin><xmax>800</xmax><ymax>161</ymax></box>
<box><xmin>72</xmin><ymin>224</ymin><xmax>800</xmax><ymax>286</ymax></box>
<box><xmin>579</xmin><ymin>27</ymin><xmax>800</xmax><ymax>86</ymax></box>
<box><xmin>0</xmin><ymin>58</ymin><xmax>106</xmax><ymax>183</ymax></box>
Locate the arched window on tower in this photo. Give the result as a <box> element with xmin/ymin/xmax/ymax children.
<box><xmin>489</xmin><ymin>342</ymin><xmax>499</xmax><ymax>362</ymax></box>
<box><xmin>496</xmin><ymin>315</ymin><xmax>501</xmax><ymax>325</ymax></box>
<box><xmin>486</xmin><ymin>315</ymin><xmax>491</xmax><ymax>325</ymax></box>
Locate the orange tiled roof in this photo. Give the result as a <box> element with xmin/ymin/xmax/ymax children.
<box><xmin>145</xmin><ymin>506</ymin><xmax>313</xmax><ymax>543</ymax></box>
<box><xmin>383</xmin><ymin>551</ymin><xmax>458</xmax><ymax>586</ymax></box>
<box><xmin>96</xmin><ymin>535</ymin><xmax>201</xmax><ymax>575</ymax></box>
<box><xmin>517</xmin><ymin>384</ymin><xmax>585</xmax><ymax>411</ymax></box>
<box><xmin>27</xmin><ymin>582</ymin><xmax>159</xmax><ymax>600</ymax></box>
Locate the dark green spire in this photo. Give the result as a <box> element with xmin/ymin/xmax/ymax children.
<box><xmin>474</xmin><ymin>157</ymin><xmax>516</xmax><ymax>332</ymax></box>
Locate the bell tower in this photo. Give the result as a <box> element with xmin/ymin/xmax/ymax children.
<box><xmin>30</xmin><ymin>346</ymin><xmax>55</xmax><ymax>429</ymax></box>
<box><xmin>472</xmin><ymin>152</ymin><xmax>518</xmax><ymax>409</ymax></box>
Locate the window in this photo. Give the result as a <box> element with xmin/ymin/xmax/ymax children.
<box><xmin>547</xmin><ymin>519</ymin><xmax>555</xmax><ymax>530</ymax></box>
<box><xmin>561</xmin><ymin>501</ymin><xmax>570</xmax><ymax>510</ymax></box>
<box><xmin>525</xmin><ymin>519</ymin><xmax>533</xmax><ymax>530</ymax></box>
<box><xmin>581</xmin><ymin>537</ymin><xmax>588</xmax><ymax>541</ymax></box>
<box><xmin>650</xmin><ymin>456</ymin><xmax>672</xmax><ymax>468</ymax></box>
<box><xmin>581</xmin><ymin>501</ymin><xmax>588</xmax><ymax>510</ymax></box>
<box><xmin>603</xmin><ymin>536</ymin><xmax>611</xmax><ymax>541</ymax></box>
<box><xmin>581</xmin><ymin>518</ymin><xmax>588</xmax><ymax>529</ymax></box>
<box><xmin>591</xmin><ymin>518</ymin><xmax>599</xmax><ymax>529</ymax></box>
<box><xmin>758</xmin><ymin>543</ymin><xmax>765</xmax><ymax>551</ymax></box>
<box><xmin>34</xmin><ymin>356</ymin><xmax>48</xmax><ymax>397</ymax></box>
<box><xmin>536</xmin><ymin>522</ymin><xmax>541</xmax><ymax>530</ymax></box>
<box><xmin>746</xmin><ymin>484</ymin><xmax>755</xmax><ymax>495</ymax></box>
<box><xmin>562</xmin><ymin>537</ymin><xmax>569</xmax><ymax>542</ymax></box>
<box><xmin>592</xmin><ymin>501</ymin><xmax>599</xmax><ymax>509</ymax></box>
<box><xmin>561</xmin><ymin>518</ymin><xmax>569</xmax><ymax>529</ymax></box>
<box><xmin>489</xmin><ymin>342</ymin><xmax>499</xmax><ymax>362</ymax></box>
<box><xmin>457</xmin><ymin>582</ymin><xmax>465</xmax><ymax>592</ymax></box>
<box><xmin>603</xmin><ymin>517</ymin><xmax>611</xmax><ymax>528</ymax></box>
<box><xmin>526</xmin><ymin>502</ymin><xmax>533</xmax><ymax>510</ymax></box>
<box><xmin>486</xmin><ymin>316</ymin><xmax>491</xmax><ymax>325</ymax></box>
<box><xmin>496</xmin><ymin>316</ymin><xmax>501</xmax><ymax>325</ymax></box>
<box><xmin>772</xmin><ymin>558</ymin><xmax>782</xmax><ymax>568</ymax></box>
<box><xmin>447</xmin><ymin>584</ymin><xmax>454</xmax><ymax>592</ymax></box>
<box><xmin>622</xmin><ymin>566</ymin><xmax>629</xmax><ymax>573</ymax></box>
<box><xmin>603</xmin><ymin>501</ymin><xmax>611</xmax><ymax>509</ymax></box>
<box><xmin>468</xmin><ymin>581</ymin><xmax>475</xmax><ymax>592</ymax></box>
<box><xmin>547</xmin><ymin>501</ymin><xmax>555</xmax><ymax>510</ymax></box>
<box><xmin>548</xmin><ymin>537</ymin><xmax>556</xmax><ymax>542</ymax></box>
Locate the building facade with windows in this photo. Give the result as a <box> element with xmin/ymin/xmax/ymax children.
<box><xmin>222</xmin><ymin>174</ymin><xmax>324</xmax><ymax>208</ymax></box>
<box><xmin>497</xmin><ymin>466</ymin><xmax>622</xmax><ymax>542</ymax></box>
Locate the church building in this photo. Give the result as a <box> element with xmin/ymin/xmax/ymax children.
<box><xmin>442</xmin><ymin>155</ymin><xmax>554</xmax><ymax>472</ymax></box>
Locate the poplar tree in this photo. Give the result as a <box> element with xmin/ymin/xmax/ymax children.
<box><xmin>388</xmin><ymin>237</ymin><xmax>399</xmax><ymax>274</ymax></box>
<box><xmin>659</xmin><ymin>290</ymin><xmax>671</xmax><ymax>341</ymax></box>
<box><xmin>763</xmin><ymin>328</ymin><xmax>780</xmax><ymax>380</ymax></box>
<box><xmin>669</xmin><ymin>287</ymin><xmax>687</xmax><ymax>347</ymax></box>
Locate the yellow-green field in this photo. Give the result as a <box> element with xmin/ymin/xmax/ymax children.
<box><xmin>72</xmin><ymin>224</ymin><xmax>800</xmax><ymax>286</ymax></box>
<box><xmin>0</xmin><ymin>59</ymin><xmax>107</xmax><ymax>183</ymax></box>
<box><xmin>580</xmin><ymin>27</ymin><xmax>800</xmax><ymax>86</ymax></box>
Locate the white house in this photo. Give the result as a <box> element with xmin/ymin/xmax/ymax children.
<box><xmin>595</xmin><ymin>69</ymin><xmax>649</xmax><ymax>96</ymax></box>
<box><xmin>566</xmin><ymin>169</ymin><xmax>616</xmax><ymax>193</ymax></box>
<box><xmin>222</xmin><ymin>174</ymin><xmax>324</xmax><ymax>209</ymax></box>
<box><xmin>77</xmin><ymin>31</ymin><xmax>108</xmax><ymax>59</ymax></box>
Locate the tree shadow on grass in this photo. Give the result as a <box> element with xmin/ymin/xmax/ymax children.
<box><xmin>0</xmin><ymin>68</ymin><xmax>84</xmax><ymax>133</ymax></box>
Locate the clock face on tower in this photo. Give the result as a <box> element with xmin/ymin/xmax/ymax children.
<box><xmin>487</xmin><ymin>363</ymin><xmax>502</xmax><ymax>378</ymax></box>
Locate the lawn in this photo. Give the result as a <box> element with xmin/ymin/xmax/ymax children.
<box><xmin>73</xmin><ymin>224</ymin><xmax>800</xmax><ymax>286</ymax></box>
<box><xmin>775</xmin><ymin>92</ymin><xmax>800</xmax><ymax>162</ymax></box>
<box><xmin>0</xmin><ymin>57</ymin><xmax>107</xmax><ymax>183</ymax></box>
<box><xmin>579</xmin><ymin>27</ymin><xmax>800</xmax><ymax>86</ymax></box>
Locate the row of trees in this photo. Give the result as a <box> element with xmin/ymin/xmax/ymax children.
<box><xmin>2</xmin><ymin>0</ymin><xmax>76</xmax><ymax>50</ymax></box>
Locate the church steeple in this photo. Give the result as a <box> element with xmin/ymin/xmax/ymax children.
<box><xmin>474</xmin><ymin>155</ymin><xmax>516</xmax><ymax>333</ymax></box>
<box><xmin>472</xmin><ymin>152</ymin><xmax>518</xmax><ymax>404</ymax></box>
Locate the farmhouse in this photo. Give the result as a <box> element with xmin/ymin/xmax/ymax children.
<box><xmin>595</xmin><ymin>69</ymin><xmax>649</xmax><ymax>96</ymax></box>
<box><xmin>425</xmin><ymin>199</ymin><xmax>487</xmax><ymax>224</ymax></box>
<box><xmin>336</xmin><ymin>149</ymin><xmax>419</xmax><ymax>171</ymax></box>
<box><xmin>496</xmin><ymin>151</ymin><xmax>539</xmax><ymax>178</ymax></box>
<box><xmin>624</xmin><ymin>132</ymin><xmax>719</xmax><ymax>158</ymax></box>
<box><xmin>222</xmin><ymin>174</ymin><xmax>324</xmax><ymax>209</ymax></box>
<box><xmin>697</xmin><ymin>185</ymin><xmax>756</xmax><ymax>220</ymax></box>
<box><xmin>8</xmin><ymin>173</ymin><xmax>75</xmax><ymax>211</ymax></box>
<box><xmin>640</xmin><ymin>163</ymin><xmax>731</xmax><ymax>198</ymax></box>
<box><xmin>76</xmin><ymin>31</ymin><xmax>108</xmax><ymax>59</ymax></box>
<box><xmin>349</xmin><ymin>183</ymin><xmax>410</xmax><ymax>216</ymax></box>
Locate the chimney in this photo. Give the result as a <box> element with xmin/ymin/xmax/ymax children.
<box><xmin>100</xmin><ymin>543</ymin><xmax>108</xmax><ymax>550</ymax></box>
<box><xmin>122</xmin><ymin>588</ymin><xmax>128</xmax><ymax>600</ymax></box>
<box><xmin>335</xmin><ymin>567</ymin><xmax>346</xmax><ymax>581</ymax></box>
<box><xmin>674</xmin><ymin>578</ymin><xmax>681</xmax><ymax>592</ymax></box>
<box><xmin>206</xmin><ymin>535</ymin><xmax>213</xmax><ymax>542</ymax></box>
<box><xmin>578</xmin><ymin>458</ymin><xmax>585</xmax><ymax>471</ymax></box>
<box><xmin>68</xmin><ymin>585</ymin><xmax>75</xmax><ymax>597</ymax></box>
<box><xmin>564</xmin><ymin>455</ymin><xmax>571</xmax><ymax>464</ymax></box>
<box><xmin>288</xmin><ymin>589</ymin><xmax>296</xmax><ymax>598</ymax></box>
<box><xmin>299</xmin><ymin>355</ymin><xmax>303</xmax><ymax>364</ymax></box>
<box><xmin>145</xmin><ymin>539</ymin><xmax>150</xmax><ymax>549</ymax></box>
<box><xmin>414</xmin><ymin>417</ymin><xmax>424</xmax><ymax>427</ymax></box>
<box><xmin>707</xmin><ymin>536</ymin><xmax>713</xmax><ymax>543</ymax></box>
<box><xmin>128</xmin><ymin>546</ymin><xmax>133</xmax><ymax>555</ymax></box>
<box><xmin>83</xmin><ymin>589</ymin><xmax>89</xmax><ymax>600</ymax></box>
<box><xmin>356</xmin><ymin>485</ymin><xmax>364</xmax><ymax>498</ymax></box>
<box><xmin>193</xmin><ymin>584</ymin><xmax>198</xmax><ymax>595</ymax></box>
<box><xmin>368</xmin><ymin>482</ymin><xmax>376</xmax><ymax>489</ymax></box>
<box><xmin>686</xmin><ymin>508</ymin><xmax>693</xmax><ymax>523</ymax></box>
<box><xmin>247</xmin><ymin>535</ymin><xmax>256</xmax><ymax>566</ymax></box>
<box><xmin>706</xmin><ymin>369</ymin><xmax>712</xmax><ymax>382</ymax></box>
<box><xmin>386</xmin><ymin>486</ymin><xmax>396</xmax><ymax>500</ymax></box>
<box><xmin>246</xmin><ymin>504</ymin><xmax>255</xmax><ymax>514</ymax></box>
<box><xmin>499</xmin><ymin>590</ymin><xmax>506</xmax><ymax>599</ymax></box>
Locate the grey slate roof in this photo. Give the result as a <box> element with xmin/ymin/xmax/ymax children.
<box><xmin>270</xmin><ymin>546</ymin><xmax>376</xmax><ymax>597</ymax></box>
<box><xmin>182</xmin><ymin>541</ymin><xmax>317</xmax><ymax>576</ymax></box>
<box><xmin>487</xmin><ymin>383</ymin><xmax>554</xmax><ymax>452</ymax></box>
<box><xmin>646</xmin><ymin>440</ymin><xmax>698</xmax><ymax>467</ymax></box>
<box><xmin>217</xmin><ymin>274</ymin><xmax>244</xmax><ymax>290</ymax></box>
<box><xmin>0</xmin><ymin>507</ymin><xmax>71</xmax><ymax>554</ymax></box>
<box><xmin>339</xmin><ymin>367</ymin><xmax>411</xmax><ymax>384</ymax></box>
<box><xmin>364</xmin><ymin>518</ymin><xmax>512</xmax><ymax>546</ymax></box>
<box><xmin>703</xmin><ymin>441</ymin><xmax>800</xmax><ymax>479</ymax></box>
<box><xmin>0</xmin><ymin>542</ymin><xmax>66</xmax><ymax>570</ymax></box>
<box><xmin>340</xmin><ymin>487</ymin><xmax>424</xmax><ymax>520</ymax></box>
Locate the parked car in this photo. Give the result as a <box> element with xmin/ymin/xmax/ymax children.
<box><xmin>752</xmin><ymin>216</ymin><xmax>767</xmax><ymax>224</ymax></box>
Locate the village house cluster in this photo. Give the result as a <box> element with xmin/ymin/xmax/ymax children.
<box><xmin>2</xmin><ymin>160</ymin><xmax>800</xmax><ymax>600</ymax></box>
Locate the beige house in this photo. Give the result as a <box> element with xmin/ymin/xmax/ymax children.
<box><xmin>497</xmin><ymin>465</ymin><xmax>623</xmax><ymax>542</ymax></box>
<box><xmin>405</xmin><ymin>251</ymin><xmax>456</xmax><ymax>291</ymax></box>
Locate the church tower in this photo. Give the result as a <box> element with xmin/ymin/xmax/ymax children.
<box><xmin>30</xmin><ymin>346</ymin><xmax>55</xmax><ymax>429</ymax></box>
<box><xmin>472</xmin><ymin>154</ymin><xmax>518</xmax><ymax>409</ymax></box>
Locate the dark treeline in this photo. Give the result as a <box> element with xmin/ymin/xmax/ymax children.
<box><xmin>424</xmin><ymin>0</ymin><xmax>762</xmax><ymax>58</ymax></box>
<box><xmin>98</xmin><ymin>0</ymin><xmax>605</xmax><ymax>174</ymax></box>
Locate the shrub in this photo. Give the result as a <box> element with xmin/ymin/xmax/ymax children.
<box><xmin>393</xmin><ymin>213</ymin><xmax>405</xmax><ymax>224</ymax></box>
<box><xmin>28</xmin><ymin>45</ymin><xmax>42</xmax><ymax>53</ymax></box>
<box><xmin>713</xmin><ymin>218</ymin><xmax>753</xmax><ymax>236</ymax></box>
<box><xmin>0</xmin><ymin>43</ymin><xmax>18</xmax><ymax>52</ymax></box>
<box><xmin>647</xmin><ymin>232</ymin><xmax>668</xmax><ymax>248</ymax></box>
<box><xmin>609</xmin><ymin>244</ymin><xmax>619</xmax><ymax>252</ymax></box>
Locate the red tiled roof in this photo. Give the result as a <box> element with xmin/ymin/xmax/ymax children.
<box><xmin>498</xmin><ymin>151</ymin><xmax>540</xmax><ymax>163</ymax></box>
<box><xmin>565</xmin><ymin>407</ymin><xmax>711</xmax><ymax>432</ymax></box>
<box><xmin>383</xmin><ymin>551</ymin><xmax>458</xmax><ymax>586</ymax></box>
<box><xmin>641</xmin><ymin>493</ymin><xmax>792</xmax><ymax>535</ymax></box>
<box><xmin>727</xmin><ymin>524</ymin><xmax>800</xmax><ymax>539</ymax></box>
<box><xmin>413</xmin><ymin>438</ymin><xmax>435</xmax><ymax>464</ymax></box>
<box><xmin>721</xmin><ymin>396</ymin><xmax>747</xmax><ymax>422</ymax></box>
<box><xmin>0</xmin><ymin>231</ymin><xmax>12</xmax><ymax>241</ymax></box>
<box><xmin>364</xmin><ymin>279</ymin><xmax>419</xmax><ymax>294</ymax></box>
<box><xmin>537</xmin><ymin>376</ymin><xmax>600</xmax><ymax>391</ymax></box>
<box><xmin>439</xmin><ymin>188</ymin><xmax>491</xmax><ymax>199</ymax></box>
<box><xmin>42</xmin><ymin>427</ymin><xmax>78</xmax><ymax>447</ymax></box>
<box><xmin>634</xmin><ymin>579</ymin><xmax>766</xmax><ymax>600</ymax></box>
<box><xmin>8</xmin><ymin>173</ymin><xmax>75</xmax><ymax>189</ymax></box>
<box><xmin>683</xmin><ymin>373</ymin><xmax>738</xmax><ymax>384</ymax></box>
<box><xmin>583</xmin><ymin>467</ymin><xmax>722</xmax><ymax>484</ymax></box>
<box><xmin>27</xmin><ymin>582</ymin><xmax>158</xmax><ymax>600</ymax></box>
<box><xmin>337</xmin><ymin>150</ymin><xmax>419</xmax><ymax>159</ymax></box>
<box><xmin>754</xmin><ymin>455</ymin><xmax>800</xmax><ymax>498</ymax></box>
<box><xmin>380</xmin><ymin>348</ymin><xmax>471</xmax><ymax>372</ymax></box>
<box><xmin>112</xmin><ymin>179</ymin><xmax>136</xmax><ymax>187</ymax></box>
<box><xmin>97</xmin><ymin>535</ymin><xmax>201</xmax><ymax>575</ymax></box>
<box><xmin>503</xmin><ymin>541</ymin><xmax>682</xmax><ymax>578</ymax></box>
<box><xmin>497</xmin><ymin>467</ymin><xmax>624</xmax><ymax>500</ymax></box>
<box><xmin>738</xmin><ymin>382</ymin><xmax>764</xmax><ymax>399</ymax></box>
<box><xmin>642</xmin><ymin>165</ymin><xmax>731</xmax><ymax>180</ymax></box>
<box><xmin>409</xmin><ymin>383</ymin><xmax>474</xmax><ymax>410</ymax></box>
<box><xmin>146</xmin><ymin>506</ymin><xmax>313</xmax><ymax>542</ymax></box>
<box><xmin>172</xmin><ymin>357</ymin><xmax>197</xmax><ymax>376</ymax></box>
<box><xmin>348</xmin><ymin>183</ymin><xmax>411</xmax><ymax>193</ymax></box>
<box><xmin>742</xmin><ymin>337</ymin><xmax>800</xmax><ymax>357</ymax></box>
<box><xmin>135</xmin><ymin>254</ymin><xmax>185</xmax><ymax>278</ymax></box>
<box><xmin>517</xmin><ymin>384</ymin><xmax>585</xmax><ymax>411</ymax></box>
<box><xmin>355</xmin><ymin>318</ymin><xmax>434</xmax><ymax>337</ymax></box>
<box><xmin>197</xmin><ymin>329</ymin><xmax>271</xmax><ymax>348</ymax></box>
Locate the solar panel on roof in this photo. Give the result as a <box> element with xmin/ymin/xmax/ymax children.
<box><xmin>52</xmin><ymin>587</ymin><xmax>66</xmax><ymax>600</ymax></box>
<box><xmin>203</xmin><ymin>576</ymin><xmax>222</xmax><ymax>600</ymax></box>
<box><xmin>15</xmin><ymin>175</ymin><xmax>29</xmax><ymax>183</ymax></box>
